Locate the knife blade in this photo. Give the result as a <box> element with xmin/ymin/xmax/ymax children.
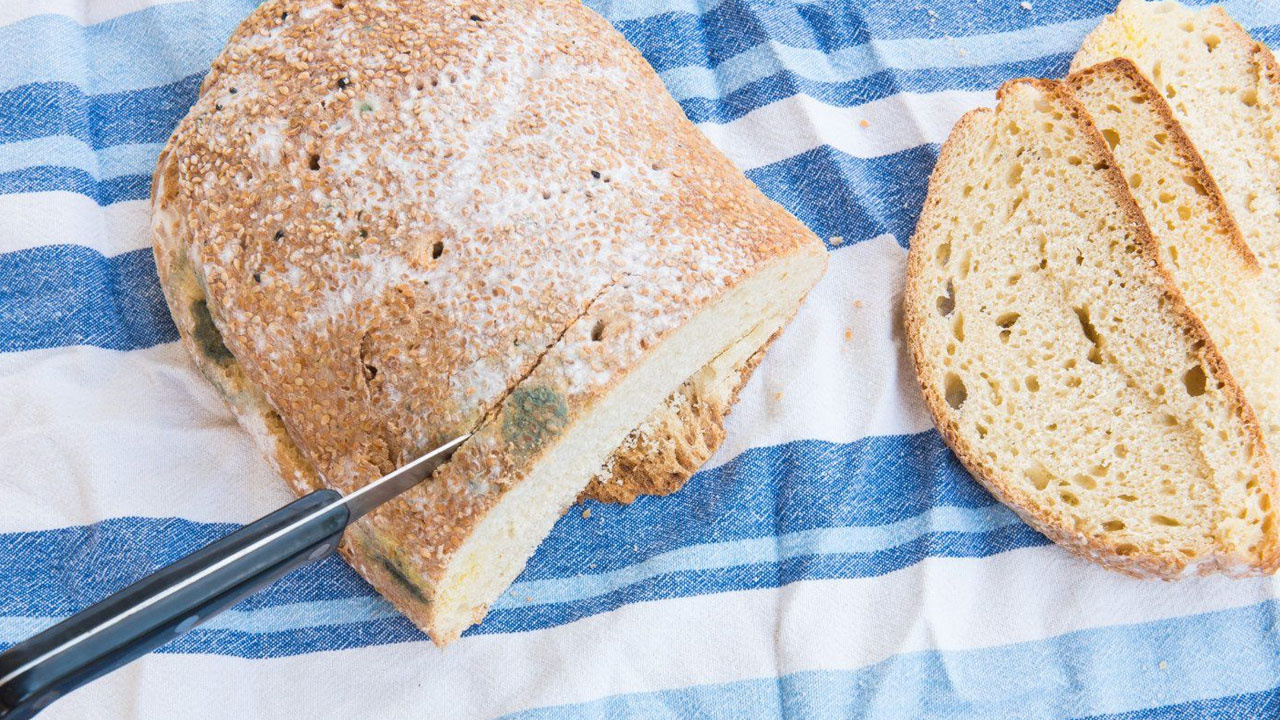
<box><xmin>0</xmin><ymin>433</ymin><xmax>469</xmax><ymax>720</ymax></box>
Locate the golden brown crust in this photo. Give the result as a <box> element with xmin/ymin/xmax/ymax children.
<box><xmin>904</xmin><ymin>77</ymin><xmax>1279</xmax><ymax>578</ymax></box>
<box><xmin>581</xmin><ymin>333</ymin><xmax>773</xmax><ymax>504</ymax></box>
<box><xmin>1065</xmin><ymin>58</ymin><xmax>1260</xmax><ymax>272</ymax></box>
<box><xmin>153</xmin><ymin>0</ymin><xmax>825</xmax><ymax>644</ymax></box>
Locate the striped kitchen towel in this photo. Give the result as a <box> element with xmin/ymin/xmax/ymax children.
<box><xmin>2</xmin><ymin>0</ymin><xmax>1279</xmax><ymax>717</ymax></box>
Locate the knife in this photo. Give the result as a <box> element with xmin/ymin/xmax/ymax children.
<box><xmin>0</xmin><ymin>433</ymin><xmax>470</xmax><ymax>720</ymax></box>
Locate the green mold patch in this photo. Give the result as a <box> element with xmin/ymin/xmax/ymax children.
<box><xmin>378</xmin><ymin>554</ymin><xmax>429</xmax><ymax>604</ymax></box>
<box><xmin>190</xmin><ymin>297</ymin><xmax>234</xmax><ymax>366</ymax></box>
<box><xmin>502</xmin><ymin>385</ymin><xmax>569</xmax><ymax>453</ymax></box>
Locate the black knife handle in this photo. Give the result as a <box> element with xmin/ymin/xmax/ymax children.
<box><xmin>0</xmin><ymin>489</ymin><xmax>349</xmax><ymax>720</ymax></box>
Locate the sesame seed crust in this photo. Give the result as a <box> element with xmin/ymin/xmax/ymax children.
<box><xmin>152</xmin><ymin>0</ymin><xmax>824</xmax><ymax>644</ymax></box>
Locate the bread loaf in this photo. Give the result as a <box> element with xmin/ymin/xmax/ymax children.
<box><xmin>152</xmin><ymin>0</ymin><xmax>827</xmax><ymax>645</ymax></box>
<box><xmin>1066</xmin><ymin>58</ymin><xmax>1280</xmax><ymax>479</ymax></box>
<box><xmin>904</xmin><ymin>78</ymin><xmax>1279</xmax><ymax>578</ymax></box>
<box><xmin>1073</xmin><ymin>0</ymin><xmax>1280</xmax><ymax>312</ymax></box>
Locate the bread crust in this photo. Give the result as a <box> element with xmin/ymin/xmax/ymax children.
<box><xmin>581</xmin><ymin>335</ymin><xmax>773</xmax><ymax>504</ymax></box>
<box><xmin>904</xmin><ymin>78</ymin><xmax>1279</xmax><ymax>578</ymax></box>
<box><xmin>153</xmin><ymin>0</ymin><xmax>826</xmax><ymax>644</ymax></box>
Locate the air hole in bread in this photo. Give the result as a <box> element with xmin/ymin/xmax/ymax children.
<box><xmin>1006</xmin><ymin>163</ymin><xmax>1023</xmax><ymax>187</ymax></box>
<box><xmin>944</xmin><ymin>372</ymin><xmax>967</xmax><ymax>410</ymax></box>
<box><xmin>470</xmin><ymin>13</ymin><xmax>483</xmax><ymax>22</ymax></box>
<box><xmin>1073</xmin><ymin>306</ymin><xmax>1103</xmax><ymax>364</ymax></box>
<box><xmin>1158</xmin><ymin>190</ymin><xmax>1175</xmax><ymax>204</ymax></box>
<box><xmin>308</xmin><ymin>153</ymin><xmax>321</xmax><ymax>170</ymax></box>
<box><xmin>590</xmin><ymin>320</ymin><xmax>605</xmax><ymax>342</ymax></box>
<box><xmin>952</xmin><ymin>314</ymin><xmax>964</xmax><ymax>341</ymax></box>
<box><xmin>1008</xmin><ymin>194</ymin><xmax>1025</xmax><ymax>219</ymax></box>
<box><xmin>1177</xmin><ymin>205</ymin><xmax>1192</xmax><ymax>221</ymax></box>
<box><xmin>1091</xmin><ymin>160</ymin><xmax>1109</xmax><ymax>171</ymax></box>
<box><xmin>1204</xmin><ymin>34</ymin><xmax>1221</xmax><ymax>51</ymax></box>
<box><xmin>431</xmin><ymin>241</ymin><xmax>445</xmax><ymax>259</ymax></box>
<box><xmin>1103</xmin><ymin>520</ymin><xmax>1125</xmax><ymax>532</ymax></box>
<box><xmin>363</xmin><ymin>363</ymin><xmax>379</xmax><ymax>381</ymax></box>
<box><xmin>1067</xmin><ymin>155</ymin><xmax>1083</xmax><ymax>166</ymax></box>
<box><xmin>1183</xmin><ymin>364</ymin><xmax>1207</xmax><ymax>397</ymax></box>
<box><xmin>332</xmin><ymin>0</ymin><xmax>345</xmax><ymax>8</ymax></box>
<box><xmin>1153</xmin><ymin>132</ymin><xmax>1168</xmax><ymax>145</ymax></box>
<box><xmin>1060</xmin><ymin>491</ymin><xmax>1080</xmax><ymax>506</ymax></box>
<box><xmin>1128</xmin><ymin>172</ymin><xmax>1142</xmax><ymax>189</ymax></box>
<box><xmin>995</xmin><ymin>311</ymin><xmax>1020</xmax><ymax>328</ymax></box>
<box><xmin>1181</xmin><ymin>175</ymin><xmax>1208</xmax><ymax>196</ymax></box>
<box><xmin>1151</xmin><ymin>515</ymin><xmax>1182</xmax><ymax>527</ymax></box>
<box><xmin>1025</xmin><ymin>463</ymin><xmax>1052</xmax><ymax>491</ymax></box>
<box><xmin>936</xmin><ymin>279</ymin><xmax>955</xmax><ymax>316</ymax></box>
<box><xmin>1241</xmin><ymin>88</ymin><xmax>1258</xmax><ymax>107</ymax></box>
<box><xmin>936</xmin><ymin>241</ymin><xmax>951</xmax><ymax>266</ymax></box>
<box><xmin>1262</xmin><ymin>495</ymin><xmax>1272</xmax><ymax>512</ymax></box>
<box><xmin>1073</xmin><ymin>474</ymin><xmax>1097</xmax><ymax>490</ymax></box>
<box><xmin>1165</xmin><ymin>85</ymin><xmax>1177</xmax><ymax>99</ymax></box>
<box><xmin>1101</xmin><ymin>128</ymin><xmax>1120</xmax><ymax>150</ymax></box>
<box><xmin>1115</xmin><ymin>543</ymin><xmax>1138</xmax><ymax>556</ymax></box>
<box><xmin>1024</xmin><ymin>375</ymin><xmax>1039</xmax><ymax>392</ymax></box>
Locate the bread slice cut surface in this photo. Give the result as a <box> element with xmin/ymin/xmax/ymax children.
<box><xmin>1073</xmin><ymin>0</ymin><xmax>1280</xmax><ymax>313</ymax></box>
<box><xmin>904</xmin><ymin>79</ymin><xmax>1278</xmax><ymax>578</ymax></box>
<box><xmin>1067</xmin><ymin>58</ymin><xmax>1280</xmax><ymax>486</ymax></box>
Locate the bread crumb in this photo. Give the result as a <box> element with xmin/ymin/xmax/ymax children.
<box><xmin>582</xmin><ymin>508</ymin><xmax>591</xmax><ymax>519</ymax></box>
<box><xmin>633</xmin><ymin>544</ymin><xmax>639</xmax><ymax>552</ymax></box>
<box><xmin>1158</xmin><ymin>661</ymin><xmax>1168</xmax><ymax>670</ymax></box>
<box><xmin>1020</xmin><ymin>1</ymin><xmax>1032</xmax><ymax>8</ymax></box>
<box><xmin>829</xmin><ymin>236</ymin><xmax>844</xmax><ymax>246</ymax></box>
<box><xmin>853</xmin><ymin>299</ymin><xmax>864</xmax><ymax>308</ymax></box>
<box><xmin>775</xmin><ymin>391</ymin><xmax>784</xmax><ymax>401</ymax></box>
<box><xmin>844</xmin><ymin>329</ymin><xmax>854</xmax><ymax>341</ymax></box>
<box><xmin>859</xmin><ymin>119</ymin><xmax>870</xmax><ymax>128</ymax></box>
<box><xmin>927</xmin><ymin>8</ymin><xmax>937</xmax><ymax>17</ymax></box>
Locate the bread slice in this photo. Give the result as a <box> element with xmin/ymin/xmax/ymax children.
<box><xmin>1067</xmin><ymin>58</ymin><xmax>1280</xmax><ymax>482</ymax></box>
<box><xmin>152</xmin><ymin>0</ymin><xmax>827</xmax><ymax>645</ymax></box>
<box><xmin>1073</xmin><ymin>0</ymin><xmax>1280</xmax><ymax>312</ymax></box>
<box><xmin>904</xmin><ymin>78</ymin><xmax>1279</xmax><ymax>578</ymax></box>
